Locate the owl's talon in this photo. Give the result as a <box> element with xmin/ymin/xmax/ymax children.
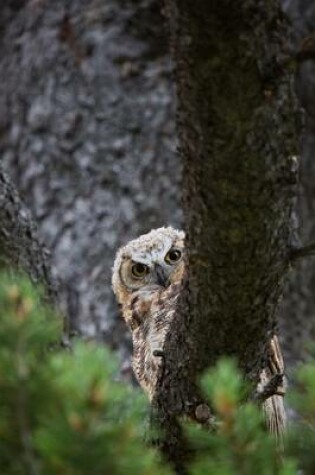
<box><xmin>153</xmin><ymin>349</ymin><xmax>164</xmax><ymax>358</ymax></box>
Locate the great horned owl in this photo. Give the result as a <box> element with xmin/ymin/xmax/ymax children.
<box><xmin>112</xmin><ymin>226</ymin><xmax>286</xmax><ymax>435</ymax></box>
<box><xmin>112</xmin><ymin>227</ymin><xmax>185</xmax><ymax>398</ymax></box>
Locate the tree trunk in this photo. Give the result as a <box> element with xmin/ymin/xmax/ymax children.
<box><xmin>153</xmin><ymin>0</ymin><xmax>297</xmax><ymax>469</ymax></box>
<box><xmin>279</xmin><ymin>118</ymin><xmax>315</xmax><ymax>367</ymax></box>
<box><xmin>1</xmin><ymin>0</ymin><xmax>314</xmax><ymax>469</ymax></box>
<box><xmin>0</xmin><ymin>163</ymin><xmax>57</xmax><ymax>304</ymax></box>
<box><xmin>279</xmin><ymin>1</ymin><xmax>315</xmax><ymax>367</ymax></box>
<box><xmin>0</xmin><ymin>0</ymin><xmax>312</xmax><ymax>370</ymax></box>
<box><xmin>0</xmin><ymin>0</ymin><xmax>181</xmax><ymax>363</ymax></box>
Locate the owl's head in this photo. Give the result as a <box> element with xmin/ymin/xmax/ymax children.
<box><xmin>112</xmin><ymin>226</ymin><xmax>185</xmax><ymax>304</ymax></box>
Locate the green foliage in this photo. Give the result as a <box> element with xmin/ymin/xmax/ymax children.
<box><xmin>3</xmin><ymin>271</ymin><xmax>315</xmax><ymax>475</ymax></box>
<box><xmin>187</xmin><ymin>360</ymin><xmax>296</xmax><ymax>475</ymax></box>
<box><xmin>286</xmin><ymin>360</ymin><xmax>315</xmax><ymax>474</ymax></box>
<box><xmin>0</xmin><ymin>272</ymin><xmax>169</xmax><ymax>475</ymax></box>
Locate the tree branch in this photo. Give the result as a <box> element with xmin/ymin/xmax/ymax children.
<box><xmin>252</xmin><ymin>374</ymin><xmax>285</xmax><ymax>404</ymax></box>
<box><xmin>289</xmin><ymin>242</ymin><xmax>315</xmax><ymax>261</ymax></box>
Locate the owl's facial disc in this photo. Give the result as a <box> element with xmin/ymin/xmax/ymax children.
<box><xmin>126</xmin><ymin>261</ymin><xmax>170</xmax><ymax>289</ymax></box>
<box><xmin>120</xmin><ymin>245</ymin><xmax>184</xmax><ymax>292</ymax></box>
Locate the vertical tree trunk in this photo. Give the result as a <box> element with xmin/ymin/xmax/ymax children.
<box><xmin>167</xmin><ymin>0</ymin><xmax>297</xmax><ymax>378</ymax></box>
<box><xmin>279</xmin><ymin>118</ymin><xmax>315</xmax><ymax>367</ymax></box>
<box><xmin>154</xmin><ymin>0</ymin><xmax>297</xmax><ymax>468</ymax></box>
<box><xmin>0</xmin><ymin>0</ymin><xmax>180</xmax><ymax>358</ymax></box>
<box><xmin>279</xmin><ymin>1</ymin><xmax>315</xmax><ymax>367</ymax></box>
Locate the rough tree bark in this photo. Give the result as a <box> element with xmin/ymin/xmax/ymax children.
<box><xmin>279</xmin><ymin>1</ymin><xmax>315</xmax><ymax>368</ymax></box>
<box><xmin>0</xmin><ymin>0</ymin><xmax>181</xmax><ymax>368</ymax></box>
<box><xmin>0</xmin><ymin>162</ymin><xmax>57</xmax><ymax>303</ymax></box>
<box><xmin>0</xmin><ymin>0</ymin><xmax>313</xmax><ymax>471</ymax></box>
<box><xmin>0</xmin><ymin>0</ymin><xmax>313</xmax><ymax>372</ymax></box>
<box><xmin>152</xmin><ymin>0</ymin><xmax>297</xmax><ymax>469</ymax></box>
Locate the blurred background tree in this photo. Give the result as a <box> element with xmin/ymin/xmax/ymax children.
<box><xmin>280</xmin><ymin>0</ymin><xmax>315</xmax><ymax>368</ymax></box>
<box><xmin>0</xmin><ymin>0</ymin><xmax>182</xmax><ymax>377</ymax></box>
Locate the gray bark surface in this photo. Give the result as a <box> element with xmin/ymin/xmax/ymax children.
<box><xmin>0</xmin><ymin>0</ymin><xmax>181</xmax><ymax>364</ymax></box>
<box><xmin>279</xmin><ymin>0</ymin><xmax>315</xmax><ymax>367</ymax></box>
<box><xmin>0</xmin><ymin>162</ymin><xmax>57</xmax><ymax>303</ymax></box>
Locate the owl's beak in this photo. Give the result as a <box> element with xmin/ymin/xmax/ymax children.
<box><xmin>154</xmin><ymin>264</ymin><xmax>169</xmax><ymax>288</ymax></box>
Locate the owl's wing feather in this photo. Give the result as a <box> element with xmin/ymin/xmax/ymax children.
<box><xmin>129</xmin><ymin>284</ymin><xmax>180</xmax><ymax>400</ymax></box>
<box><xmin>261</xmin><ymin>335</ymin><xmax>286</xmax><ymax>438</ymax></box>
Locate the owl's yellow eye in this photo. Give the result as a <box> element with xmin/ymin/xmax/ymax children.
<box><xmin>165</xmin><ymin>249</ymin><xmax>182</xmax><ymax>264</ymax></box>
<box><xmin>131</xmin><ymin>262</ymin><xmax>149</xmax><ymax>278</ymax></box>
